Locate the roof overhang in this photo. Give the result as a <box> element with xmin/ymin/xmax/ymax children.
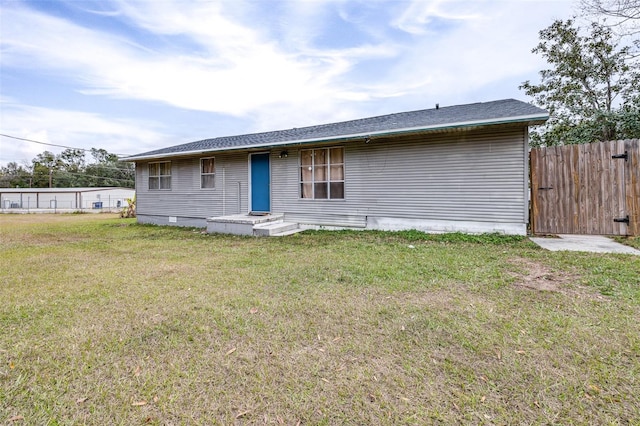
<box><xmin>122</xmin><ymin>113</ymin><xmax>548</xmax><ymax>162</ymax></box>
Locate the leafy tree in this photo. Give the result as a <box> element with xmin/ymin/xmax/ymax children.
<box><xmin>90</xmin><ymin>148</ymin><xmax>119</xmax><ymax>164</ymax></box>
<box><xmin>0</xmin><ymin>148</ymin><xmax>134</xmax><ymax>188</ymax></box>
<box><xmin>0</xmin><ymin>162</ymin><xmax>32</xmax><ymax>188</ymax></box>
<box><xmin>86</xmin><ymin>148</ymin><xmax>135</xmax><ymax>188</ymax></box>
<box><xmin>31</xmin><ymin>151</ymin><xmax>59</xmax><ymax>187</ymax></box>
<box><xmin>521</xmin><ymin>19</ymin><xmax>640</xmax><ymax>146</ymax></box>
<box><xmin>55</xmin><ymin>148</ymin><xmax>88</xmax><ymax>187</ymax></box>
<box><xmin>580</xmin><ymin>0</ymin><xmax>639</xmax><ymax>64</ymax></box>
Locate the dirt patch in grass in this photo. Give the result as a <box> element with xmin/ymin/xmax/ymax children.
<box><xmin>507</xmin><ymin>257</ymin><xmax>607</xmax><ymax>301</ymax></box>
<box><xmin>509</xmin><ymin>257</ymin><xmax>565</xmax><ymax>292</ymax></box>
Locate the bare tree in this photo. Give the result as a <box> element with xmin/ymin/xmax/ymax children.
<box><xmin>582</xmin><ymin>0</ymin><xmax>639</xmax><ymax>19</ymax></box>
<box><xmin>581</xmin><ymin>0</ymin><xmax>640</xmax><ymax>33</ymax></box>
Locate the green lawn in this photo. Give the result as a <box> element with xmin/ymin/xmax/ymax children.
<box><xmin>1</xmin><ymin>214</ymin><xmax>639</xmax><ymax>425</ymax></box>
<box><xmin>615</xmin><ymin>236</ymin><xmax>640</xmax><ymax>250</ymax></box>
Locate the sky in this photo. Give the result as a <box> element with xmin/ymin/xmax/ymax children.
<box><xmin>0</xmin><ymin>0</ymin><xmax>577</xmax><ymax>166</ymax></box>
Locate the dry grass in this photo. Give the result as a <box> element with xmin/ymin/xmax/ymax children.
<box><xmin>1</xmin><ymin>214</ymin><xmax>639</xmax><ymax>425</ymax></box>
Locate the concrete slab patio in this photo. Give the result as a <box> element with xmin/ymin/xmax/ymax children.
<box><xmin>530</xmin><ymin>234</ymin><xmax>640</xmax><ymax>255</ymax></box>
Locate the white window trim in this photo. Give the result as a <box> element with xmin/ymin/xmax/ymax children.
<box><xmin>299</xmin><ymin>147</ymin><xmax>345</xmax><ymax>200</ymax></box>
<box><xmin>148</xmin><ymin>161</ymin><xmax>171</xmax><ymax>191</ymax></box>
<box><xmin>200</xmin><ymin>157</ymin><xmax>216</xmax><ymax>189</ymax></box>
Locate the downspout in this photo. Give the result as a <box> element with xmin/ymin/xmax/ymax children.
<box><xmin>525</xmin><ymin>128</ymin><xmax>531</xmax><ymax>234</ymax></box>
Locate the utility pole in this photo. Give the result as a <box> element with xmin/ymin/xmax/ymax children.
<box><xmin>49</xmin><ymin>169</ymin><xmax>53</xmax><ymax>188</ymax></box>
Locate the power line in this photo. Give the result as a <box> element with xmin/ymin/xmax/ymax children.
<box><xmin>1</xmin><ymin>133</ymin><xmax>136</xmax><ymax>186</ymax></box>
<box><xmin>52</xmin><ymin>169</ymin><xmax>133</xmax><ymax>182</ymax></box>
<box><xmin>0</xmin><ymin>133</ymin><xmax>92</xmax><ymax>152</ymax></box>
<box><xmin>4</xmin><ymin>160</ymin><xmax>133</xmax><ymax>172</ymax></box>
<box><xmin>0</xmin><ymin>133</ymin><xmax>130</xmax><ymax>156</ymax></box>
<box><xmin>2</xmin><ymin>169</ymin><xmax>134</xmax><ymax>184</ymax></box>
<box><xmin>3</xmin><ymin>171</ymin><xmax>134</xmax><ymax>183</ymax></box>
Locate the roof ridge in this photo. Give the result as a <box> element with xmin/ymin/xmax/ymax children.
<box><xmin>195</xmin><ymin>98</ymin><xmax>520</xmax><ymax>144</ymax></box>
<box><xmin>124</xmin><ymin>99</ymin><xmax>547</xmax><ymax>161</ymax></box>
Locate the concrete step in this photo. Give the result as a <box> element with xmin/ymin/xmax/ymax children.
<box><xmin>253</xmin><ymin>220</ymin><xmax>300</xmax><ymax>236</ymax></box>
<box><xmin>208</xmin><ymin>213</ymin><xmax>284</xmax><ymax>225</ymax></box>
<box><xmin>270</xmin><ymin>227</ymin><xmax>305</xmax><ymax>237</ymax></box>
<box><xmin>207</xmin><ymin>213</ymin><xmax>284</xmax><ymax>235</ymax></box>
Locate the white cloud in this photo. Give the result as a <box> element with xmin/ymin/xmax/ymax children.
<box><xmin>0</xmin><ymin>102</ymin><xmax>169</xmax><ymax>164</ymax></box>
<box><xmin>1</xmin><ymin>2</ymin><xmax>395</xmax><ymax>119</ymax></box>
<box><xmin>392</xmin><ymin>0</ymin><xmax>480</xmax><ymax>35</ymax></box>
<box><xmin>363</xmin><ymin>0</ymin><xmax>576</xmax><ymax>108</ymax></box>
<box><xmin>0</xmin><ymin>0</ymin><xmax>577</xmax><ymax>165</ymax></box>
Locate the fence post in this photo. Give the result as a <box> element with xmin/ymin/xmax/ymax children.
<box><xmin>529</xmin><ymin>149</ymin><xmax>537</xmax><ymax>235</ymax></box>
<box><xmin>625</xmin><ymin>139</ymin><xmax>640</xmax><ymax>236</ymax></box>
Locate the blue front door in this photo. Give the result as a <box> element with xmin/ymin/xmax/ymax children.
<box><xmin>250</xmin><ymin>153</ymin><xmax>270</xmax><ymax>212</ymax></box>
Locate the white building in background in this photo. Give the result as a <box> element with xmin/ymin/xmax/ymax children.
<box><xmin>0</xmin><ymin>187</ymin><xmax>134</xmax><ymax>211</ymax></box>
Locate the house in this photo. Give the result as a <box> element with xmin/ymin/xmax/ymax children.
<box><xmin>124</xmin><ymin>99</ymin><xmax>548</xmax><ymax>235</ymax></box>
<box><xmin>0</xmin><ymin>187</ymin><xmax>135</xmax><ymax>211</ymax></box>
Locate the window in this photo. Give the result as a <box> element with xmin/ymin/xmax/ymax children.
<box><xmin>201</xmin><ymin>157</ymin><xmax>215</xmax><ymax>188</ymax></box>
<box><xmin>300</xmin><ymin>147</ymin><xmax>344</xmax><ymax>199</ymax></box>
<box><xmin>148</xmin><ymin>161</ymin><xmax>171</xmax><ymax>190</ymax></box>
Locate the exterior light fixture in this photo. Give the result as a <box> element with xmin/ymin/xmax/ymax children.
<box><xmin>279</xmin><ymin>150</ymin><xmax>289</xmax><ymax>158</ymax></box>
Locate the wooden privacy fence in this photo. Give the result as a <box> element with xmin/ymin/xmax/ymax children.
<box><xmin>530</xmin><ymin>139</ymin><xmax>639</xmax><ymax>236</ymax></box>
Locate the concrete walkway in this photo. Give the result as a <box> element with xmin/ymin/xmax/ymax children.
<box><xmin>530</xmin><ymin>234</ymin><xmax>640</xmax><ymax>255</ymax></box>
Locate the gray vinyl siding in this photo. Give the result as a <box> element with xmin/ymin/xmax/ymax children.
<box><xmin>272</xmin><ymin>126</ymin><xmax>527</xmax><ymax>226</ymax></box>
<box><xmin>136</xmin><ymin>152</ymin><xmax>248</xmax><ymax>220</ymax></box>
<box><xmin>135</xmin><ymin>126</ymin><xmax>528</xmax><ymax>228</ymax></box>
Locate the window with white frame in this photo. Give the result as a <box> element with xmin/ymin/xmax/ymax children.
<box><xmin>148</xmin><ymin>161</ymin><xmax>171</xmax><ymax>190</ymax></box>
<box><xmin>201</xmin><ymin>157</ymin><xmax>215</xmax><ymax>189</ymax></box>
<box><xmin>300</xmin><ymin>147</ymin><xmax>344</xmax><ymax>199</ymax></box>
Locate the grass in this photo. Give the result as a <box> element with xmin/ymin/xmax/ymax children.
<box><xmin>614</xmin><ymin>236</ymin><xmax>640</xmax><ymax>250</ymax></box>
<box><xmin>1</xmin><ymin>214</ymin><xmax>639</xmax><ymax>425</ymax></box>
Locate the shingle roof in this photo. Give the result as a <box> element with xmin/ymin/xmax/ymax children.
<box><xmin>124</xmin><ymin>99</ymin><xmax>547</xmax><ymax>161</ymax></box>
